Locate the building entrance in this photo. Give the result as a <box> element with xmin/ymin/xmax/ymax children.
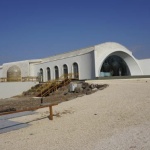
<box><xmin>100</xmin><ymin>55</ymin><xmax>130</xmax><ymax>77</ymax></box>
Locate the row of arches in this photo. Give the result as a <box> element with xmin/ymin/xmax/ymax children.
<box><xmin>39</xmin><ymin>63</ymin><xmax>79</xmax><ymax>82</ymax></box>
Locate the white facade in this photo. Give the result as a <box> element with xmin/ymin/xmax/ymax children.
<box><xmin>2</xmin><ymin>60</ymin><xmax>30</xmax><ymax>78</ymax></box>
<box><xmin>138</xmin><ymin>59</ymin><xmax>150</xmax><ymax>75</ymax></box>
<box><xmin>94</xmin><ymin>43</ymin><xmax>143</xmax><ymax>77</ymax></box>
<box><xmin>0</xmin><ymin>82</ymin><xmax>38</xmax><ymax>99</ymax></box>
<box><xmin>0</xmin><ymin>42</ymin><xmax>150</xmax><ymax>81</ymax></box>
<box><xmin>33</xmin><ymin>51</ymin><xmax>95</xmax><ymax>81</ymax></box>
<box><xmin>0</xmin><ymin>66</ymin><xmax>2</xmax><ymax>78</ymax></box>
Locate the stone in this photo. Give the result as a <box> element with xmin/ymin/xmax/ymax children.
<box><xmin>74</xmin><ymin>87</ymin><xmax>83</xmax><ymax>93</ymax></box>
<box><xmin>89</xmin><ymin>84</ymin><xmax>95</xmax><ymax>89</ymax></box>
<box><xmin>82</xmin><ymin>82</ymin><xmax>89</xmax><ymax>89</ymax></box>
<box><xmin>92</xmin><ymin>88</ymin><xmax>98</xmax><ymax>91</ymax></box>
<box><xmin>85</xmin><ymin>88</ymin><xmax>92</xmax><ymax>95</ymax></box>
<box><xmin>96</xmin><ymin>84</ymin><xmax>108</xmax><ymax>90</ymax></box>
<box><xmin>64</xmin><ymin>92</ymin><xmax>68</xmax><ymax>95</ymax></box>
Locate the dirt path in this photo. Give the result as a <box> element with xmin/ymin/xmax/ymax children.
<box><xmin>0</xmin><ymin>79</ymin><xmax>150</xmax><ymax>150</ymax></box>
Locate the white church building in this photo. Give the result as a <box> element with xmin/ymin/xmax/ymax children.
<box><xmin>0</xmin><ymin>42</ymin><xmax>150</xmax><ymax>82</ymax></box>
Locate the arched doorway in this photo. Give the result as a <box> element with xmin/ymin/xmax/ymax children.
<box><xmin>40</xmin><ymin>68</ymin><xmax>43</xmax><ymax>82</ymax></box>
<box><xmin>7</xmin><ymin>65</ymin><xmax>21</xmax><ymax>81</ymax></box>
<box><xmin>54</xmin><ymin>66</ymin><xmax>59</xmax><ymax>79</ymax></box>
<box><xmin>47</xmin><ymin>67</ymin><xmax>51</xmax><ymax>81</ymax></box>
<box><xmin>100</xmin><ymin>55</ymin><xmax>130</xmax><ymax>77</ymax></box>
<box><xmin>73</xmin><ymin>62</ymin><xmax>79</xmax><ymax>79</ymax></box>
<box><xmin>63</xmin><ymin>64</ymin><xmax>68</xmax><ymax>77</ymax></box>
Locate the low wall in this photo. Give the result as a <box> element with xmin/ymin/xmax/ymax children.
<box><xmin>0</xmin><ymin>82</ymin><xmax>39</xmax><ymax>99</ymax></box>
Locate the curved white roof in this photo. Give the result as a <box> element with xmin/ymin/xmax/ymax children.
<box><xmin>41</xmin><ymin>42</ymin><xmax>132</xmax><ymax>63</ymax></box>
<box><xmin>95</xmin><ymin>42</ymin><xmax>132</xmax><ymax>54</ymax></box>
<box><xmin>42</xmin><ymin>46</ymin><xmax>94</xmax><ymax>63</ymax></box>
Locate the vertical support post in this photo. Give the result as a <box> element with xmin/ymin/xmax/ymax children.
<box><xmin>49</xmin><ymin>105</ymin><xmax>53</xmax><ymax>120</ymax></box>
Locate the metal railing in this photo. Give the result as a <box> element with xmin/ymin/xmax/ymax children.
<box><xmin>36</xmin><ymin>73</ymin><xmax>76</xmax><ymax>97</ymax></box>
<box><xmin>0</xmin><ymin>72</ymin><xmax>79</xmax><ymax>83</ymax></box>
<box><xmin>0</xmin><ymin>76</ymin><xmax>39</xmax><ymax>82</ymax></box>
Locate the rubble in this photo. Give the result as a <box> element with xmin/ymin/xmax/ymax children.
<box><xmin>0</xmin><ymin>82</ymin><xmax>108</xmax><ymax>113</ymax></box>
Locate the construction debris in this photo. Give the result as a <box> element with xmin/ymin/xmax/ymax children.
<box><xmin>0</xmin><ymin>81</ymin><xmax>108</xmax><ymax>114</ymax></box>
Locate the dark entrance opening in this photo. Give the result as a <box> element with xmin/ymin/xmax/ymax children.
<box><xmin>63</xmin><ymin>64</ymin><xmax>68</xmax><ymax>77</ymax></box>
<box><xmin>73</xmin><ymin>62</ymin><xmax>79</xmax><ymax>79</ymax></box>
<box><xmin>54</xmin><ymin>66</ymin><xmax>59</xmax><ymax>79</ymax></box>
<box><xmin>40</xmin><ymin>68</ymin><xmax>43</xmax><ymax>82</ymax></box>
<box><xmin>47</xmin><ymin>67</ymin><xmax>51</xmax><ymax>81</ymax></box>
<box><xmin>100</xmin><ymin>55</ymin><xmax>130</xmax><ymax>77</ymax></box>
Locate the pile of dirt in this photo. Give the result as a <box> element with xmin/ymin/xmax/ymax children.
<box><xmin>0</xmin><ymin>82</ymin><xmax>108</xmax><ymax>113</ymax></box>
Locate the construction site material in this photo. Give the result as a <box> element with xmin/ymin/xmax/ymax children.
<box><xmin>0</xmin><ymin>103</ymin><xmax>58</xmax><ymax>121</ymax></box>
<box><xmin>1</xmin><ymin>79</ymin><xmax>150</xmax><ymax>150</ymax></box>
<box><xmin>0</xmin><ymin>82</ymin><xmax>108</xmax><ymax>115</ymax></box>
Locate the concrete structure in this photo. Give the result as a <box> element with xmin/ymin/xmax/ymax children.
<box><xmin>0</xmin><ymin>42</ymin><xmax>149</xmax><ymax>82</ymax></box>
<box><xmin>1</xmin><ymin>42</ymin><xmax>150</xmax><ymax>98</ymax></box>
<box><xmin>0</xmin><ymin>82</ymin><xmax>38</xmax><ymax>99</ymax></box>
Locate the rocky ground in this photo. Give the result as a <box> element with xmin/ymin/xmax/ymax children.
<box><xmin>1</xmin><ymin>79</ymin><xmax>150</xmax><ymax>150</ymax></box>
<box><xmin>0</xmin><ymin>82</ymin><xmax>108</xmax><ymax>113</ymax></box>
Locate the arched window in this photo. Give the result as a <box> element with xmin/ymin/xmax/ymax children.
<box><xmin>47</xmin><ymin>67</ymin><xmax>51</xmax><ymax>81</ymax></box>
<box><xmin>63</xmin><ymin>64</ymin><xmax>68</xmax><ymax>77</ymax></box>
<box><xmin>73</xmin><ymin>62</ymin><xmax>79</xmax><ymax>79</ymax></box>
<box><xmin>40</xmin><ymin>68</ymin><xmax>43</xmax><ymax>82</ymax></box>
<box><xmin>54</xmin><ymin>66</ymin><xmax>59</xmax><ymax>79</ymax></box>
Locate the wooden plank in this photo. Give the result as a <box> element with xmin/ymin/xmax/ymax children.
<box><xmin>49</xmin><ymin>106</ymin><xmax>53</xmax><ymax>120</ymax></box>
<box><xmin>0</xmin><ymin>103</ymin><xmax>58</xmax><ymax>118</ymax></box>
<box><xmin>40</xmin><ymin>103</ymin><xmax>58</xmax><ymax>107</ymax></box>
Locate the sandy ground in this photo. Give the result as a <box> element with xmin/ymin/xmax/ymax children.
<box><xmin>0</xmin><ymin>78</ymin><xmax>150</xmax><ymax>150</ymax></box>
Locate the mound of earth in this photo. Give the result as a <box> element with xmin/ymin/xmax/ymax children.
<box><xmin>0</xmin><ymin>82</ymin><xmax>108</xmax><ymax>114</ymax></box>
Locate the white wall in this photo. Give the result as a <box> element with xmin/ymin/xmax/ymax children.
<box><xmin>29</xmin><ymin>63</ymin><xmax>36</xmax><ymax>76</ymax></box>
<box><xmin>0</xmin><ymin>82</ymin><xmax>39</xmax><ymax>99</ymax></box>
<box><xmin>32</xmin><ymin>51</ymin><xmax>95</xmax><ymax>81</ymax></box>
<box><xmin>2</xmin><ymin>60</ymin><xmax>30</xmax><ymax>78</ymax></box>
<box><xmin>0</xmin><ymin>67</ymin><xmax>2</xmax><ymax>78</ymax></box>
<box><xmin>139</xmin><ymin>59</ymin><xmax>150</xmax><ymax>75</ymax></box>
<box><xmin>94</xmin><ymin>42</ymin><xmax>143</xmax><ymax>77</ymax></box>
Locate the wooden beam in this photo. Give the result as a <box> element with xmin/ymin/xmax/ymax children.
<box><xmin>49</xmin><ymin>106</ymin><xmax>53</xmax><ymax>120</ymax></box>
<box><xmin>0</xmin><ymin>103</ymin><xmax>58</xmax><ymax>121</ymax></box>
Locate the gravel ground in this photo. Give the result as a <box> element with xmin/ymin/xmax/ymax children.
<box><xmin>0</xmin><ymin>78</ymin><xmax>150</xmax><ymax>150</ymax></box>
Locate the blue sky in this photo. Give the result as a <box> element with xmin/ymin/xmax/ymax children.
<box><xmin>0</xmin><ymin>0</ymin><xmax>150</xmax><ymax>65</ymax></box>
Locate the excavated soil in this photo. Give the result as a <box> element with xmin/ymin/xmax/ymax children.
<box><xmin>0</xmin><ymin>83</ymin><xmax>108</xmax><ymax>113</ymax></box>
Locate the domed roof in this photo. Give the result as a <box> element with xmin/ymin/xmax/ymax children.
<box><xmin>7</xmin><ymin>65</ymin><xmax>21</xmax><ymax>73</ymax></box>
<box><xmin>7</xmin><ymin>65</ymin><xmax>21</xmax><ymax>81</ymax></box>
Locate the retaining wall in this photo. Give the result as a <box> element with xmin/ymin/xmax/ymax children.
<box><xmin>0</xmin><ymin>82</ymin><xmax>39</xmax><ymax>99</ymax></box>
